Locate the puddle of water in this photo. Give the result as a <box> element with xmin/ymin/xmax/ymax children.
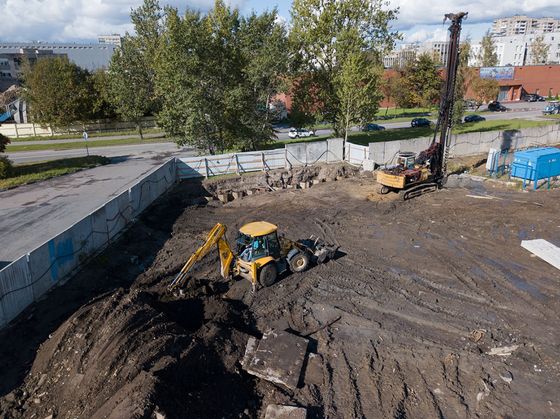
<box><xmin>484</xmin><ymin>257</ymin><xmax>544</xmax><ymax>300</ymax></box>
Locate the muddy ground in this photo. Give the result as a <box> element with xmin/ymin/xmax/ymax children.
<box><xmin>1</xmin><ymin>164</ymin><xmax>559</xmax><ymax>419</ymax></box>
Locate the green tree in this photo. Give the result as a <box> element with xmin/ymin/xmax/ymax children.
<box><xmin>90</xmin><ymin>70</ymin><xmax>116</xmax><ymax>120</ymax></box>
<box><xmin>156</xmin><ymin>3</ymin><xmax>241</xmax><ymax>153</ymax></box>
<box><xmin>107</xmin><ymin>0</ymin><xmax>163</xmax><ymax>138</ymax></box>
<box><xmin>156</xmin><ymin>1</ymin><xmax>289</xmax><ymax>152</ymax></box>
<box><xmin>470</xmin><ymin>76</ymin><xmax>499</xmax><ymax>108</ymax></box>
<box><xmin>336</xmin><ymin>51</ymin><xmax>382</xmax><ymax>144</ymax></box>
<box><xmin>22</xmin><ymin>56</ymin><xmax>92</xmax><ymax>131</ymax></box>
<box><xmin>237</xmin><ymin>10</ymin><xmax>290</xmax><ymax>150</ymax></box>
<box><xmin>530</xmin><ymin>36</ymin><xmax>550</xmax><ymax>64</ymax></box>
<box><xmin>478</xmin><ymin>30</ymin><xmax>498</xmax><ymax>67</ymax></box>
<box><xmin>396</xmin><ymin>53</ymin><xmax>442</xmax><ymax>109</ymax></box>
<box><xmin>289</xmin><ymin>0</ymin><xmax>399</xmax><ymax>138</ymax></box>
<box><xmin>0</xmin><ymin>133</ymin><xmax>9</xmax><ymax>153</ymax></box>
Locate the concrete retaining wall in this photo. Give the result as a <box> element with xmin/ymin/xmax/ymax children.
<box><xmin>368</xmin><ymin>125</ymin><xmax>560</xmax><ymax>165</ymax></box>
<box><xmin>0</xmin><ymin>117</ymin><xmax>157</xmax><ymax>138</ymax></box>
<box><xmin>0</xmin><ymin>158</ymin><xmax>176</xmax><ymax>329</ymax></box>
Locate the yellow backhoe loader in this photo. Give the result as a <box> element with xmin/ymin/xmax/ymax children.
<box><xmin>169</xmin><ymin>221</ymin><xmax>337</xmax><ymax>291</ymax></box>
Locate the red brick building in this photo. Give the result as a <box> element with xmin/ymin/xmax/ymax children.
<box><xmin>489</xmin><ymin>65</ymin><xmax>560</xmax><ymax>101</ymax></box>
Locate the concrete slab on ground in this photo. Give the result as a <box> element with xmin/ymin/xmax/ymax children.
<box><xmin>242</xmin><ymin>330</ymin><xmax>309</xmax><ymax>390</ymax></box>
<box><xmin>264</xmin><ymin>404</ymin><xmax>307</xmax><ymax>419</ymax></box>
<box><xmin>521</xmin><ymin>239</ymin><xmax>560</xmax><ymax>270</ymax></box>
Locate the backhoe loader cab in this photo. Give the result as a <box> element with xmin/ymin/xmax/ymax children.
<box><xmin>169</xmin><ymin>221</ymin><xmax>338</xmax><ymax>292</ymax></box>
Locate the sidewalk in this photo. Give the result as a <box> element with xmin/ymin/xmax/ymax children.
<box><xmin>9</xmin><ymin>132</ymin><xmax>165</xmax><ymax>146</ymax></box>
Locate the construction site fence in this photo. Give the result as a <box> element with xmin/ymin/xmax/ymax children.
<box><xmin>176</xmin><ymin>138</ymin><xmax>346</xmax><ymax>179</ymax></box>
<box><xmin>0</xmin><ymin>158</ymin><xmax>176</xmax><ymax>330</ymax></box>
<box><xmin>369</xmin><ymin>124</ymin><xmax>560</xmax><ymax>166</ymax></box>
<box><xmin>0</xmin><ymin>116</ymin><xmax>157</xmax><ymax>138</ymax></box>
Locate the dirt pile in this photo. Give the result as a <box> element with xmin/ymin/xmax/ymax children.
<box><xmin>2</xmin><ymin>172</ymin><xmax>560</xmax><ymax>418</ymax></box>
<box><xmin>204</xmin><ymin>163</ymin><xmax>359</xmax><ymax>196</ymax></box>
<box><xmin>1</xmin><ymin>281</ymin><xmax>261</xmax><ymax>419</ymax></box>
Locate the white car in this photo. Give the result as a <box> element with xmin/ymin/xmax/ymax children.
<box><xmin>288</xmin><ymin>128</ymin><xmax>315</xmax><ymax>139</ymax></box>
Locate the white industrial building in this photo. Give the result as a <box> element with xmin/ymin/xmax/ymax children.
<box><xmin>469</xmin><ymin>32</ymin><xmax>560</xmax><ymax>67</ymax></box>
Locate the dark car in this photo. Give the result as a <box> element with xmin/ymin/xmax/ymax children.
<box><xmin>488</xmin><ymin>101</ymin><xmax>507</xmax><ymax>112</ymax></box>
<box><xmin>464</xmin><ymin>114</ymin><xmax>486</xmax><ymax>123</ymax></box>
<box><xmin>362</xmin><ymin>123</ymin><xmax>385</xmax><ymax>131</ymax></box>
<box><xmin>524</xmin><ymin>93</ymin><xmax>545</xmax><ymax>102</ymax></box>
<box><xmin>411</xmin><ymin>117</ymin><xmax>431</xmax><ymax>127</ymax></box>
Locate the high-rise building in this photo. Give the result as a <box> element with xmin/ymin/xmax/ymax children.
<box><xmin>469</xmin><ymin>32</ymin><xmax>560</xmax><ymax>67</ymax></box>
<box><xmin>491</xmin><ymin>16</ymin><xmax>560</xmax><ymax>37</ymax></box>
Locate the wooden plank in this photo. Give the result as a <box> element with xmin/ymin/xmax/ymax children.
<box><xmin>521</xmin><ymin>239</ymin><xmax>560</xmax><ymax>271</ymax></box>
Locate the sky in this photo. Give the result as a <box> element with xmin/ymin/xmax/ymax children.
<box><xmin>0</xmin><ymin>0</ymin><xmax>559</xmax><ymax>44</ymax></box>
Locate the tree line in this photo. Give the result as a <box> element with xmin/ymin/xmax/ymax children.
<box><xmin>19</xmin><ymin>0</ymin><xmax>501</xmax><ymax>153</ymax></box>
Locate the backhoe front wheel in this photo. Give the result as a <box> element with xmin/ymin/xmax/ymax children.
<box><xmin>259</xmin><ymin>263</ymin><xmax>278</xmax><ymax>287</ymax></box>
<box><xmin>289</xmin><ymin>252</ymin><xmax>310</xmax><ymax>273</ymax></box>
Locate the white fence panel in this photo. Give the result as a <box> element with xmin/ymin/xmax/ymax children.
<box><xmin>307</xmin><ymin>141</ymin><xmax>329</xmax><ymax>164</ymax></box>
<box><xmin>346</xmin><ymin>143</ymin><xmax>369</xmax><ymax>166</ymax></box>
<box><xmin>0</xmin><ymin>257</ymin><xmax>33</xmax><ymax>327</ymax></box>
<box><xmin>177</xmin><ymin>157</ymin><xmax>207</xmax><ymax>179</ymax></box>
<box><xmin>327</xmin><ymin>138</ymin><xmax>344</xmax><ymax>163</ymax></box>
<box><xmin>286</xmin><ymin>143</ymin><xmax>308</xmax><ymax>167</ymax></box>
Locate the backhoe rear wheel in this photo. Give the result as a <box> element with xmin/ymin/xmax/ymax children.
<box><xmin>289</xmin><ymin>251</ymin><xmax>310</xmax><ymax>273</ymax></box>
<box><xmin>259</xmin><ymin>263</ymin><xmax>278</xmax><ymax>287</ymax></box>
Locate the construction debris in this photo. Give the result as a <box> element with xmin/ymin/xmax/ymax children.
<box><xmin>264</xmin><ymin>404</ymin><xmax>307</xmax><ymax>419</ymax></box>
<box><xmin>521</xmin><ymin>239</ymin><xmax>560</xmax><ymax>271</ymax></box>
<box><xmin>242</xmin><ymin>330</ymin><xmax>309</xmax><ymax>389</ymax></box>
<box><xmin>487</xmin><ymin>345</ymin><xmax>519</xmax><ymax>357</ymax></box>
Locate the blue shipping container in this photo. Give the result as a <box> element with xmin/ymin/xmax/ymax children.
<box><xmin>511</xmin><ymin>147</ymin><xmax>560</xmax><ymax>190</ymax></box>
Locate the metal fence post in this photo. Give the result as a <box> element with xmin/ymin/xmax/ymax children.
<box><xmin>204</xmin><ymin>158</ymin><xmax>210</xmax><ymax>178</ymax></box>
<box><xmin>235</xmin><ymin>154</ymin><xmax>240</xmax><ymax>175</ymax></box>
<box><xmin>261</xmin><ymin>152</ymin><xmax>266</xmax><ymax>171</ymax></box>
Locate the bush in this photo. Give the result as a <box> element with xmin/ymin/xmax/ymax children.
<box><xmin>0</xmin><ymin>156</ymin><xmax>14</xmax><ymax>179</ymax></box>
<box><xmin>0</xmin><ymin>133</ymin><xmax>10</xmax><ymax>153</ymax></box>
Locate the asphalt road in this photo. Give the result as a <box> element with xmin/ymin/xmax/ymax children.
<box><xmin>274</xmin><ymin>101</ymin><xmax>549</xmax><ymax>140</ymax></box>
<box><xmin>0</xmin><ymin>146</ymin><xmax>196</xmax><ymax>265</ymax></box>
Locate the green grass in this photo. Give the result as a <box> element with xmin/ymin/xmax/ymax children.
<box><xmin>454</xmin><ymin>118</ymin><xmax>557</xmax><ymax>134</ymax></box>
<box><xmin>0</xmin><ymin>156</ymin><xmax>110</xmax><ymax>190</ymax></box>
<box><xmin>265</xmin><ymin>118</ymin><xmax>558</xmax><ymax>150</ymax></box>
<box><xmin>9</xmin><ymin>127</ymin><xmax>163</xmax><ymax>142</ymax></box>
<box><xmin>6</xmin><ymin>136</ymin><xmax>170</xmax><ymax>152</ymax></box>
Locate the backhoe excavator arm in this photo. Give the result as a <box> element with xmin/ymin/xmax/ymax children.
<box><xmin>168</xmin><ymin>223</ymin><xmax>235</xmax><ymax>291</ymax></box>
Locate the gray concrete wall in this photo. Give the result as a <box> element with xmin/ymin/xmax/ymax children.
<box><xmin>369</xmin><ymin>125</ymin><xmax>560</xmax><ymax>165</ymax></box>
<box><xmin>0</xmin><ymin>158</ymin><xmax>176</xmax><ymax>330</ymax></box>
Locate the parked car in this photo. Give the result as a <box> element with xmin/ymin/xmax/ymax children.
<box><xmin>464</xmin><ymin>99</ymin><xmax>478</xmax><ymax>110</ymax></box>
<box><xmin>464</xmin><ymin>114</ymin><xmax>486</xmax><ymax>123</ymax></box>
<box><xmin>487</xmin><ymin>101</ymin><xmax>507</xmax><ymax>112</ymax></box>
<box><xmin>543</xmin><ymin>102</ymin><xmax>560</xmax><ymax>115</ymax></box>
<box><xmin>288</xmin><ymin>128</ymin><xmax>315</xmax><ymax>139</ymax></box>
<box><xmin>411</xmin><ymin>117</ymin><xmax>431</xmax><ymax>128</ymax></box>
<box><xmin>362</xmin><ymin>123</ymin><xmax>385</xmax><ymax>131</ymax></box>
<box><xmin>524</xmin><ymin>93</ymin><xmax>545</xmax><ymax>102</ymax></box>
